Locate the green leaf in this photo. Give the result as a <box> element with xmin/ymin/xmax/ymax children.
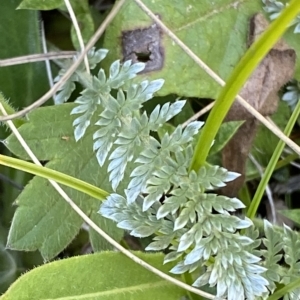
<box><xmin>68</xmin><ymin>0</ymin><xmax>95</xmax><ymax>49</ymax></box>
<box><xmin>5</xmin><ymin>103</ymin><xmax>80</xmax><ymax>161</ymax></box>
<box><xmin>88</xmin><ymin>211</ymin><xmax>123</xmax><ymax>252</ymax></box>
<box><xmin>102</xmin><ymin>0</ymin><xmax>264</xmax><ymax>98</ymax></box>
<box><xmin>0</xmin><ymin>0</ymin><xmax>48</xmax><ymax>107</ymax></box>
<box><xmin>157</xmin><ymin>123</ymin><xmax>176</xmax><ymax>140</ymax></box>
<box><xmin>249</xmin><ymin>101</ymin><xmax>290</xmax><ymax>173</ymax></box>
<box><xmin>0</xmin><ymin>0</ymin><xmax>49</xmax><ymax>260</ymax></box>
<box><xmin>4</xmin><ymin>104</ymin><xmax>124</xmax><ymax>260</ymax></box>
<box><xmin>0</xmin><ymin>252</ymin><xmax>184</xmax><ymax>300</ymax></box>
<box><xmin>0</xmin><ymin>93</ymin><xmax>25</xmax><ymax>129</ymax></box>
<box><xmin>173</xmin><ymin>100</ymin><xmax>194</xmax><ymax>125</ymax></box>
<box><xmin>209</xmin><ymin>120</ymin><xmax>244</xmax><ymax>155</ymax></box>
<box><xmin>0</xmin><ymin>244</ymin><xmax>17</xmax><ymax>294</ymax></box>
<box><xmin>0</xmin><ymin>226</ymin><xmax>17</xmax><ymax>294</ymax></box>
<box><xmin>279</xmin><ymin>209</ymin><xmax>300</xmax><ymax>226</ymax></box>
<box><xmin>18</xmin><ymin>0</ymin><xmax>63</xmax><ymax>10</ymax></box>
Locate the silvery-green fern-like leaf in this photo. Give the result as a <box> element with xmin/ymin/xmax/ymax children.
<box><xmin>108</xmin><ymin>114</ymin><xmax>148</xmax><ymax>190</ymax></box>
<box><xmin>163</xmin><ymin>251</ymin><xmax>184</xmax><ymax>264</ymax></box>
<box><xmin>71</xmin><ymin>58</ymin><xmax>156</xmax><ymax>146</ymax></box>
<box><xmin>93</xmin><ymin>79</ymin><xmax>165</xmax><ymax>170</ymax></box>
<box><xmin>93</xmin><ymin>92</ymin><xmax>124</xmax><ymax>166</ymax></box>
<box><xmin>148</xmin><ymin>101</ymin><xmax>186</xmax><ymax>130</ymax></box>
<box><xmin>126</xmin><ymin>137</ymin><xmax>160</xmax><ymax>204</ymax></box>
<box><xmin>262</xmin><ymin>0</ymin><xmax>285</xmax><ymax>20</ymax></box>
<box><xmin>280</xmin><ymin>224</ymin><xmax>300</xmax><ymax>299</ymax></box>
<box><xmin>86</xmin><ymin>48</ymin><xmax>108</xmax><ymax>69</ymax></box>
<box><xmin>67</xmin><ymin>48</ymin><xmax>282</xmax><ymax>300</ymax></box>
<box><xmin>156</xmin><ymin>189</ymin><xmax>188</xmax><ymax>220</ymax></box>
<box><xmin>283</xmin><ymin>224</ymin><xmax>300</xmax><ymax>268</ymax></box>
<box><xmin>282</xmin><ymin>80</ymin><xmax>300</xmax><ymax>110</ymax></box>
<box><xmin>145</xmin><ymin>235</ymin><xmax>175</xmax><ymax>251</ymax></box>
<box><xmin>127</xmin><ymin>121</ymin><xmax>202</xmax><ymax>206</ymax></box>
<box><xmin>124</xmin><ymin>79</ymin><xmax>165</xmax><ymax>108</ymax></box>
<box><xmin>170</xmin><ymin>260</ymin><xmax>201</xmax><ymax>275</ymax></box>
<box><xmin>262</xmin><ymin>0</ymin><xmax>300</xmax><ymax>34</ymax></box>
<box><xmin>108</xmin><ymin>60</ymin><xmax>145</xmax><ymax>88</ymax></box>
<box><xmin>100</xmin><ymin>194</ymin><xmax>174</xmax><ymax>238</ymax></box>
<box><xmin>54</xmin><ymin>48</ymin><xmax>108</xmax><ymax>105</ymax></box>
<box><xmin>261</xmin><ymin>220</ymin><xmax>282</xmax><ymax>292</ymax></box>
<box><xmin>54</xmin><ymin>72</ymin><xmax>78</xmax><ymax>104</ymax></box>
<box><xmin>71</xmin><ymin>90</ymin><xmax>101</xmax><ymax>141</ymax></box>
<box><xmin>192</xmin><ymin>247</ymin><xmax>268</xmax><ymax>300</ymax></box>
<box><xmin>197</xmin><ymin>165</ymin><xmax>240</xmax><ymax>190</ymax></box>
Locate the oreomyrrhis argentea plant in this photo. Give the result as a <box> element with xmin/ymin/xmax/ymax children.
<box><xmin>58</xmin><ymin>47</ymin><xmax>300</xmax><ymax>300</ymax></box>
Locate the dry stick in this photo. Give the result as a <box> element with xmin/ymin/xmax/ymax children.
<box><xmin>182</xmin><ymin>101</ymin><xmax>215</xmax><ymax>128</ymax></box>
<box><xmin>64</xmin><ymin>0</ymin><xmax>90</xmax><ymax>74</ymax></box>
<box><xmin>0</xmin><ymin>52</ymin><xmax>76</xmax><ymax>67</ymax></box>
<box><xmin>133</xmin><ymin>0</ymin><xmax>300</xmax><ymax>156</ymax></box>
<box><xmin>0</xmin><ymin>113</ymin><xmax>216</xmax><ymax>300</ymax></box>
<box><xmin>41</xmin><ymin>22</ymin><xmax>55</xmax><ymax>103</ymax></box>
<box><xmin>0</xmin><ymin>0</ymin><xmax>126</xmax><ymax>122</ymax></box>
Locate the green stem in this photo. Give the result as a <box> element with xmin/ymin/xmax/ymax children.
<box><xmin>247</xmin><ymin>98</ymin><xmax>300</xmax><ymax>219</ymax></box>
<box><xmin>246</xmin><ymin>153</ymin><xmax>299</xmax><ymax>181</ymax></box>
<box><xmin>189</xmin><ymin>0</ymin><xmax>300</xmax><ymax>171</ymax></box>
<box><xmin>0</xmin><ymin>154</ymin><xmax>108</xmax><ymax>201</ymax></box>
<box><xmin>267</xmin><ymin>278</ymin><xmax>300</xmax><ymax>300</ymax></box>
<box><xmin>275</xmin><ymin>153</ymin><xmax>299</xmax><ymax>169</ymax></box>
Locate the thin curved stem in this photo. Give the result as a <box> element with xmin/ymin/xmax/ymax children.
<box><xmin>64</xmin><ymin>0</ymin><xmax>90</xmax><ymax>73</ymax></box>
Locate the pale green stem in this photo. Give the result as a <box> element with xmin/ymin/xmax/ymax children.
<box><xmin>0</xmin><ymin>154</ymin><xmax>108</xmax><ymax>201</ymax></box>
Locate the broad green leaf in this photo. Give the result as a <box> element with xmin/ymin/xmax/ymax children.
<box><xmin>18</xmin><ymin>0</ymin><xmax>63</xmax><ymax>10</ymax></box>
<box><xmin>0</xmin><ymin>252</ymin><xmax>185</xmax><ymax>300</ymax></box>
<box><xmin>0</xmin><ymin>0</ymin><xmax>48</xmax><ymax>107</ymax></box>
<box><xmin>89</xmin><ymin>211</ymin><xmax>120</xmax><ymax>252</ymax></box>
<box><xmin>0</xmin><ymin>0</ymin><xmax>49</xmax><ymax>267</ymax></box>
<box><xmin>102</xmin><ymin>0</ymin><xmax>265</xmax><ymax>98</ymax></box>
<box><xmin>0</xmin><ymin>224</ymin><xmax>43</xmax><ymax>294</ymax></box>
<box><xmin>4</xmin><ymin>104</ymin><xmax>124</xmax><ymax>260</ymax></box>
